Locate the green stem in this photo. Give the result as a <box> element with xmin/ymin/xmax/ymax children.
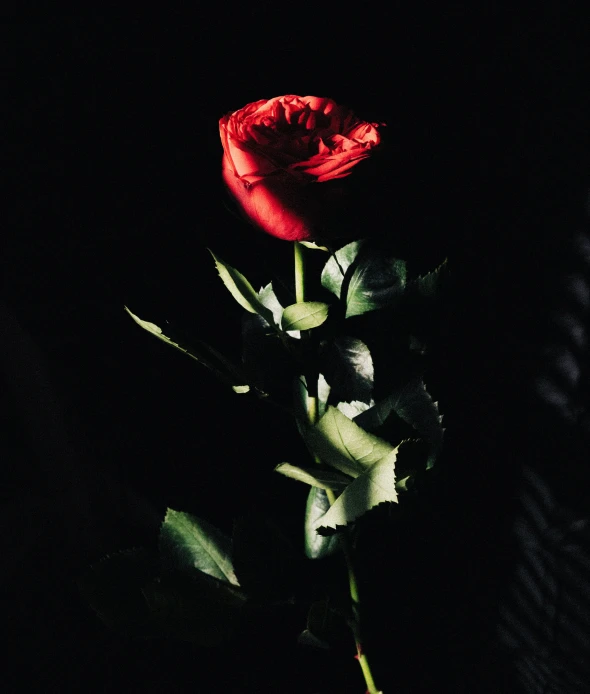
<box><xmin>307</xmin><ymin>393</ymin><xmax>318</xmax><ymax>426</ymax></box>
<box><xmin>294</xmin><ymin>241</ymin><xmax>305</xmax><ymax>303</ymax></box>
<box><xmin>295</xmin><ymin>241</ymin><xmax>381</xmax><ymax>694</ymax></box>
<box><xmin>322</xmin><ymin>469</ymin><xmax>381</xmax><ymax>694</ymax></box>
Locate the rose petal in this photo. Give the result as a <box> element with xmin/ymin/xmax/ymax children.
<box><xmin>345</xmin><ymin>122</ymin><xmax>381</xmax><ymax>145</ymax></box>
<box><xmin>222</xmin><ymin>155</ymin><xmax>314</xmax><ymax>241</ymax></box>
<box><xmin>219</xmin><ymin>118</ymin><xmax>284</xmax><ymax>183</ymax></box>
<box><xmin>301</xmin><ymin>96</ymin><xmax>338</xmax><ymax>115</ymax></box>
<box><xmin>292</xmin><ymin>146</ymin><xmax>371</xmax><ymax>180</ymax></box>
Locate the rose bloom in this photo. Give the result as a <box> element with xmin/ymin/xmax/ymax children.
<box><xmin>219</xmin><ymin>95</ymin><xmax>383</xmax><ymax>242</ymax></box>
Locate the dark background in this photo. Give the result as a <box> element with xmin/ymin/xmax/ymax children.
<box><xmin>2</xmin><ymin>7</ymin><xmax>589</xmax><ymax>693</ymax></box>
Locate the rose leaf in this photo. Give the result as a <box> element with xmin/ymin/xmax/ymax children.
<box><xmin>124</xmin><ymin>306</ymin><xmax>250</xmax><ymax>392</ymax></box>
<box><xmin>281</xmin><ymin>302</ymin><xmax>329</xmax><ymax>331</ymax></box>
<box><xmin>317</xmin><ymin>373</ymin><xmax>331</xmax><ymax>418</ymax></box>
<box><xmin>314</xmin><ymin>448</ymin><xmax>399</xmax><ymax>534</ymax></box>
<box><xmin>293</xmin><ymin>374</ymin><xmax>332</xmax><ymax>429</ymax></box>
<box><xmin>209</xmin><ymin>250</ymin><xmax>275</xmax><ymax>326</ymax></box>
<box><xmin>304</xmin><ymin>487</ymin><xmax>341</xmax><ymax>559</ymax></box>
<box><xmin>303</xmin><ymin>406</ymin><xmax>395</xmax><ymax>478</ymax></box>
<box><xmin>336</xmin><ymin>400</ymin><xmax>372</xmax><ymax>419</ymax></box>
<box><xmin>407</xmin><ymin>258</ymin><xmax>449</xmax><ymax>300</ymax></box>
<box><xmin>354</xmin><ymin>378</ymin><xmax>444</xmax><ymax>468</ymax></box>
<box><xmin>274</xmin><ymin>463</ymin><xmax>351</xmax><ymax>491</ymax></box>
<box><xmin>258</xmin><ymin>283</ymin><xmax>300</xmax><ymax>337</ymax></box>
<box><xmin>319</xmin><ymin>336</ymin><xmax>374</xmax><ymax>404</ymax></box>
<box><xmin>321</xmin><ymin>240</ymin><xmax>365</xmax><ymax>298</ymax></box>
<box><xmin>159</xmin><ymin>509</ymin><xmax>239</xmax><ymax>586</ymax></box>
<box><xmin>344</xmin><ymin>247</ymin><xmax>407</xmax><ymax>318</ymax></box>
<box><xmin>299</xmin><ymin>241</ymin><xmax>330</xmax><ymax>251</ymax></box>
<box><xmin>257</xmin><ymin>282</ymin><xmax>284</xmax><ymax>327</ymax></box>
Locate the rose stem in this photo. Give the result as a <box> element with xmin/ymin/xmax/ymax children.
<box><xmin>323</xmin><ymin>486</ymin><xmax>381</xmax><ymax>694</ymax></box>
<box><xmin>294</xmin><ymin>241</ymin><xmax>382</xmax><ymax>694</ymax></box>
<box><xmin>294</xmin><ymin>241</ymin><xmax>306</xmax><ymax>304</ymax></box>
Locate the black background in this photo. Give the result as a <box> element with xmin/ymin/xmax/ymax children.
<box><xmin>2</xmin><ymin>7</ymin><xmax>589</xmax><ymax>693</ymax></box>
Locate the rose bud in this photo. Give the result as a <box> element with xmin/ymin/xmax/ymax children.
<box><xmin>219</xmin><ymin>95</ymin><xmax>384</xmax><ymax>242</ymax></box>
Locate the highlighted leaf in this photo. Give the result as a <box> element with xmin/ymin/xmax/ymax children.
<box><xmin>320</xmin><ymin>336</ymin><xmax>374</xmax><ymax>404</ymax></box>
<box><xmin>275</xmin><ymin>463</ymin><xmax>350</xmax><ymax>491</ymax></box>
<box><xmin>395</xmin><ymin>475</ymin><xmax>413</xmax><ymax>491</ymax></box>
<box><xmin>209</xmin><ymin>250</ymin><xmax>275</xmax><ymax>325</ymax></box>
<box><xmin>321</xmin><ymin>240</ymin><xmax>364</xmax><ymax>298</ymax></box>
<box><xmin>304</xmin><ymin>487</ymin><xmax>340</xmax><ymax>559</ymax></box>
<box><xmin>281</xmin><ymin>302</ymin><xmax>329</xmax><ymax>331</ymax></box>
<box><xmin>305</xmin><ymin>406</ymin><xmax>395</xmax><ymax>478</ymax></box>
<box><xmin>299</xmin><ymin>241</ymin><xmax>329</xmax><ymax>251</ymax></box>
<box><xmin>336</xmin><ymin>400</ymin><xmax>372</xmax><ymax>419</ymax></box>
<box><xmin>355</xmin><ymin>378</ymin><xmax>444</xmax><ymax>468</ymax></box>
<box><xmin>159</xmin><ymin>509</ymin><xmax>239</xmax><ymax>586</ymax></box>
<box><xmin>318</xmin><ymin>373</ymin><xmax>331</xmax><ymax>419</ymax></box>
<box><xmin>124</xmin><ymin>306</ymin><xmax>250</xmax><ymax>391</ymax></box>
<box><xmin>257</xmin><ymin>282</ymin><xmax>284</xmax><ymax>327</ymax></box>
<box><xmin>258</xmin><ymin>283</ymin><xmax>300</xmax><ymax>337</ymax></box>
<box><xmin>314</xmin><ymin>448</ymin><xmax>399</xmax><ymax>533</ymax></box>
<box><xmin>295</xmin><ymin>374</ymin><xmax>332</xmax><ymax>424</ymax></box>
<box><xmin>345</xmin><ymin>247</ymin><xmax>406</xmax><ymax>318</ymax></box>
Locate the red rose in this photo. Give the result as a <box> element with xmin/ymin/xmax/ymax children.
<box><xmin>219</xmin><ymin>95</ymin><xmax>383</xmax><ymax>242</ymax></box>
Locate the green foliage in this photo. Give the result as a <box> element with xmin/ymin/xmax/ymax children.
<box><xmin>319</xmin><ymin>336</ymin><xmax>374</xmax><ymax>405</ymax></box>
<box><xmin>313</xmin><ymin>448</ymin><xmax>400</xmax><ymax>534</ymax></box>
<box><xmin>124</xmin><ymin>306</ymin><xmax>251</xmax><ymax>393</ymax></box>
<box><xmin>355</xmin><ymin>378</ymin><xmax>444</xmax><ymax>468</ymax></box>
<box><xmin>408</xmin><ymin>258</ymin><xmax>449</xmax><ymax>300</ymax></box>
<box><xmin>292</xmin><ymin>407</ymin><xmax>402</xmax><ymax>533</ymax></box>
<box><xmin>109</xmin><ymin>235</ymin><xmax>448</xmax><ymax>675</ymax></box>
<box><xmin>209</xmin><ymin>249</ymin><xmax>275</xmax><ymax>326</ymax></box>
<box><xmin>159</xmin><ymin>509</ymin><xmax>239</xmax><ymax>585</ymax></box>
<box><xmin>304</xmin><ymin>406</ymin><xmax>396</xmax><ymax>478</ymax></box>
<box><xmin>257</xmin><ymin>282</ymin><xmax>285</xmax><ymax>328</ymax></box>
<box><xmin>317</xmin><ymin>373</ymin><xmax>331</xmax><ymax>419</ymax></box>
<box><xmin>257</xmin><ymin>282</ymin><xmax>302</xmax><ymax>337</ymax></box>
<box><xmin>304</xmin><ymin>487</ymin><xmax>341</xmax><ymax>559</ymax></box>
<box><xmin>293</xmin><ymin>374</ymin><xmax>332</xmax><ymax>429</ymax></box>
<box><xmin>336</xmin><ymin>400</ymin><xmax>371</xmax><ymax>419</ymax></box>
<box><xmin>281</xmin><ymin>301</ymin><xmax>329</xmax><ymax>331</ymax></box>
<box><xmin>344</xmin><ymin>247</ymin><xmax>406</xmax><ymax>318</ymax></box>
<box><xmin>321</xmin><ymin>241</ymin><xmax>407</xmax><ymax>318</ymax></box>
<box><xmin>275</xmin><ymin>463</ymin><xmax>351</xmax><ymax>491</ymax></box>
<box><xmin>321</xmin><ymin>240</ymin><xmax>364</xmax><ymax>298</ymax></box>
<box><xmin>299</xmin><ymin>241</ymin><xmax>330</xmax><ymax>251</ymax></box>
